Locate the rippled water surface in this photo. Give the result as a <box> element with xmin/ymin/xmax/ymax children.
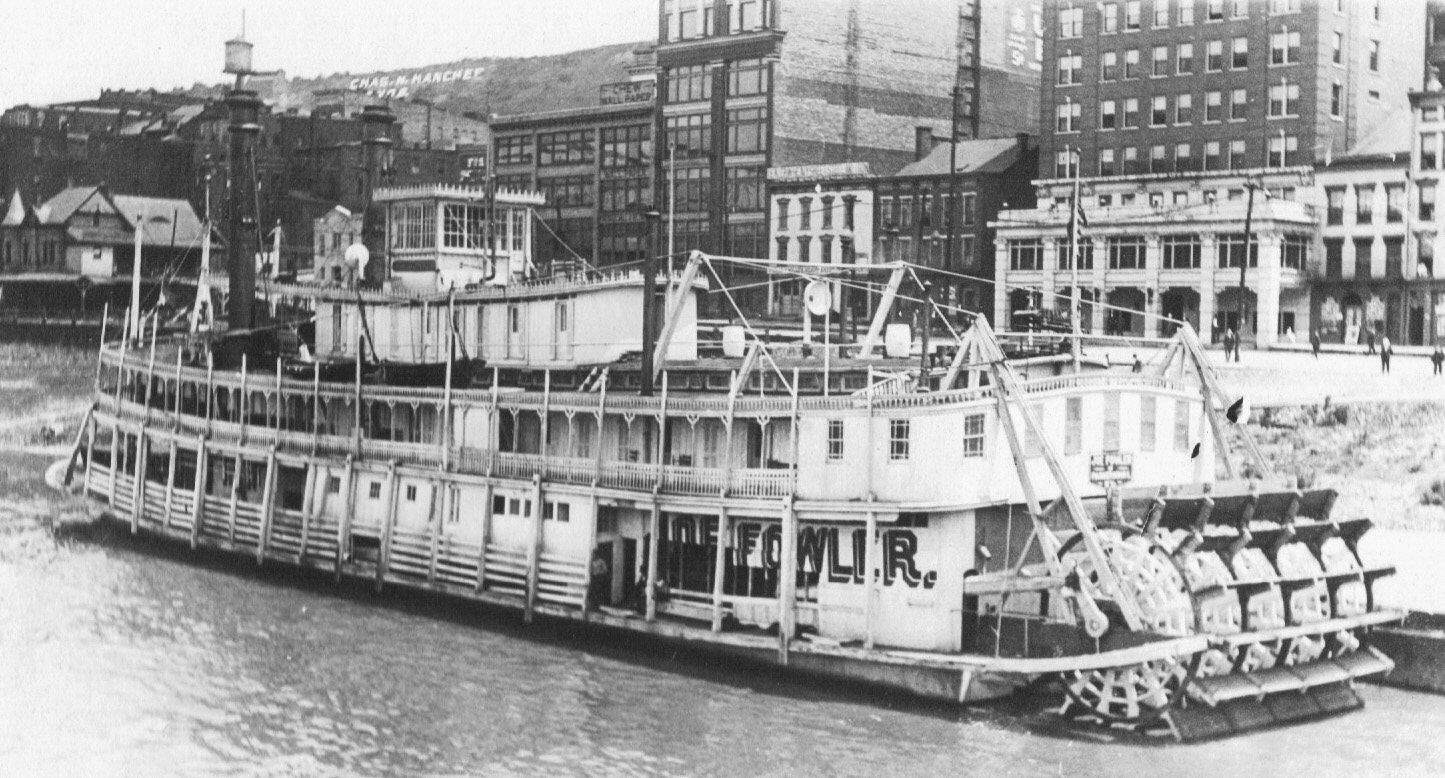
<box><xmin>3</xmin><ymin>516</ymin><xmax>1445</xmax><ymax>778</ymax></box>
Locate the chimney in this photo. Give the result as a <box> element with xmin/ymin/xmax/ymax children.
<box><xmin>915</xmin><ymin>126</ymin><xmax>935</xmax><ymax>161</ymax></box>
<box><xmin>1016</xmin><ymin>132</ymin><xmax>1031</xmax><ymax>152</ymax></box>
<box><xmin>359</xmin><ymin>104</ymin><xmax>395</xmax><ymax>286</ymax></box>
<box><xmin>225</xmin><ymin>88</ymin><xmax>262</xmax><ymax>336</ymax></box>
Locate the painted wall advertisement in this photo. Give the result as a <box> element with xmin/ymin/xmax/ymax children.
<box><xmin>347</xmin><ymin>67</ymin><xmax>485</xmax><ymax>100</ymax></box>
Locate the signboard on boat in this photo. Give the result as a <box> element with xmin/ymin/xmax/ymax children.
<box><xmin>1089</xmin><ymin>452</ymin><xmax>1133</xmax><ymax>485</ymax></box>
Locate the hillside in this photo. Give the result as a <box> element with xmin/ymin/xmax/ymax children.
<box><xmin>185</xmin><ymin>40</ymin><xmax>648</xmax><ymax>118</ymax></box>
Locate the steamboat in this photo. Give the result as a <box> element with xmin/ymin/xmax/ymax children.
<box><xmin>67</xmin><ymin>180</ymin><xmax>1405</xmax><ymax>742</ymax></box>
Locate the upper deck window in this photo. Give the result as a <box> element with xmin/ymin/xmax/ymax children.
<box><xmin>392</xmin><ymin>202</ymin><xmax>435</xmax><ymax>250</ymax></box>
<box><xmin>442</xmin><ymin>203</ymin><xmax>487</xmax><ymax>250</ymax></box>
<box><xmin>889</xmin><ymin>419</ymin><xmax>910</xmax><ymax>461</ymax></box>
<box><xmin>962</xmin><ymin>414</ymin><xmax>985</xmax><ymax>458</ymax></box>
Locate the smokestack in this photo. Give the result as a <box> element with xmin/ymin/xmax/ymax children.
<box><xmin>359</xmin><ymin>104</ymin><xmax>395</xmax><ymax>286</ymax></box>
<box><xmin>225</xmin><ymin>88</ymin><xmax>262</xmax><ymax>336</ymax></box>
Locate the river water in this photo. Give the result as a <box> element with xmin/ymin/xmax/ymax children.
<box><xmin>2</xmin><ymin>505</ymin><xmax>1443</xmax><ymax>778</ymax></box>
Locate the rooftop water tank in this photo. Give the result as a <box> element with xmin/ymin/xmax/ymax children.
<box><xmin>224</xmin><ymin>38</ymin><xmax>253</xmax><ymax>75</ymax></box>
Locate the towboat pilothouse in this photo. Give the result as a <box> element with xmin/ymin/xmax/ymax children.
<box><xmin>68</xmin><ymin>182</ymin><xmax>1405</xmax><ymax>742</ymax></box>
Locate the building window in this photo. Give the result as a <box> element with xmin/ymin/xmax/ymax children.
<box><xmin>728</xmin><ymin>58</ymin><xmax>770</xmax><ymax>96</ymax></box>
<box><xmin>1103</xmin><ymin>2</ymin><xmax>1119</xmax><ymax>33</ymax></box>
<box><xmin>889</xmin><ymin>418</ymin><xmax>910</xmax><ymax>460</ymax></box>
<box><xmin>1056</xmin><ymin>101</ymin><xmax>1081</xmax><ymax>132</ymax></box>
<box><xmin>1155</xmin><ymin>0</ymin><xmax>1170</xmax><ymax>27</ymax></box>
<box><xmin>1150</xmin><ymin>144</ymin><xmax>1169</xmax><ymax>173</ymax></box>
<box><xmin>1123</xmin><ymin>146</ymin><xmax>1140</xmax><ymax>174</ymax></box>
<box><xmin>1232</xmin><ymin>0</ymin><xmax>1248</xmax><ymax>17</ymax></box>
<box><xmin>1202</xmin><ymin>90</ymin><xmax>1222</xmax><ymax>122</ymax></box>
<box><xmin>1108</xmin><ymin>236</ymin><xmax>1146</xmax><ymax>269</ymax></box>
<box><xmin>1125</xmin><ymin>0</ymin><xmax>1141</xmax><ymax>29</ymax></box>
<box><xmin>666</xmin><ymin>167</ymin><xmax>711</xmax><ymax>212</ymax></box>
<box><xmin>1421</xmin><ymin>183</ymin><xmax>1436</xmax><ymax>221</ymax></box>
<box><xmin>1231</xmin><ymin>88</ymin><xmax>1248</xmax><ymax>120</ymax></box>
<box><xmin>1331</xmin><ymin>83</ymin><xmax>1344</xmax><ymax>117</ymax></box>
<box><xmin>727</xmin><ymin>167</ymin><xmax>764</xmax><ymax>211</ymax></box>
<box><xmin>1161</xmin><ymin>235</ymin><xmax>1202</xmax><ymax>268</ymax></box>
<box><xmin>1179</xmin><ymin>0</ymin><xmax>1194</xmax><ymax>24</ymax></box>
<box><xmin>1282</xmin><ymin>234</ymin><xmax>1309</xmax><ymax>271</ymax></box>
<box><xmin>368</xmin><ymin>481</ymin><xmax>382</xmax><ymax>500</ymax></box>
<box><xmin>1217</xmin><ymin>234</ymin><xmax>1259</xmax><ymax>268</ymax></box>
<box><xmin>1325</xmin><ymin>238</ymin><xmax>1343</xmax><ymax>277</ymax></box>
<box><xmin>1175</xmin><ymin>93</ymin><xmax>1193</xmax><ymax>124</ymax></box>
<box><xmin>537</xmin><ymin>130</ymin><xmax>595</xmax><ymax>166</ymax></box>
<box><xmin>1355</xmin><ymin>238</ymin><xmax>1375</xmax><ymax>278</ymax></box>
<box><xmin>1386</xmin><ymin>183</ymin><xmax>1406</xmax><ymax>222</ymax></box>
<box><xmin>1203</xmin><ymin>141</ymin><xmax>1221</xmax><ymax>170</ymax></box>
<box><xmin>1232</xmin><ymin>37</ymin><xmax>1248</xmax><ymax>68</ymax></box>
<box><xmin>1228</xmin><ymin>140</ymin><xmax>1247</xmax><ymax>169</ymax></box>
<box><xmin>1010</xmin><ymin>239</ymin><xmax>1043</xmax><ymax>270</ymax></box>
<box><xmin>600</xmin><ymin>177</ymin><xmax>651</xmax><ymax>213</ymax></box>
<box><xmin>798</xmin><ymin>196</ymin><xmax>812</xmax><ymax>230</ymax></box>
<box><xmin>600</xmin><ymin>125</ymin><xmax>651</xmax><ymax>168</ymax></box>
<box><xmin>726</xmin><ymin>107</ymin><xmax>768</xmax><ymax>154</ymax></box>
<box><xmin>1422</xmin><ymin>133</ymin><xmax>1442</xmax><ymax>170</ymax></box>
<box><xmin>1175</xmin><ymin>142</ymin><xmax>1193</xmax><ymax>170</ymax></box>
<box><xmin>730</xmin><ymin>0</ymin><xmax>767</xmax><ymax>32</ymax></box>
<box><xmin>1271</xmin><ymin>29</ymin><xmax>1301</xmax><ymax>64</ymax></box>
<box><xmin>1207</xmin><ymin>40</ymin><xmax>1223</xmax><ymax>71</ymax></box>
<box><xmin>961</xmin><ymin>193</ymin><xmax>976</xmax><ymax>225</ymax></box>
<box><xmin>1369</xmin><ymin>41</ymin><xmax>1379</xmax><ymax>71</ymax></box>
<box><xmin>1055</xmin><ymin>150</ymin><xmax>1079</xmax><ymax>178</ymax></box>
<box><xmin>1059</xmin><ymin>6</ymin><xmax>1084</xmax><ymax>37</ymax></box>
<box><xmin>1270</xmin><ymin>0</ymin><xmax>1301</xmax><ymax>13</ymax></box>
<box><xmin>1332</xmin><ymin>32</ymin><xmax>1343</xmax><ymax>65</ymax></box>
<box><xmin>1325</xmin><ymin>187</ymin><xmax>1346</xmax><ymax>224</ymax></box>
<box><xmin>1268</xmin><ymin>82</ymin><xmax>1300</xmax><ymax>117</ymax></box>
<box><xmin>776</xmin><ymin>198</ymin><xmax>790</xmax><ymax>231</ymax></box>
<box><xmin>666</xmin><ymin>64</ymin><xmax>712</xmax><ymax>103</ymax></box>
<box><xmin>1058</xmin><ymin>53</ymin><xmax>1083</xmax><ymax>85</ymax></box>
<box><xmin>775</xmin><ymin>236</ymin><xmax>789</xmax><ymax>261</ymax></box>
<box><xmin>1208</xmin><ymin>0</ymin><xmax>1225</xmax><ymax>20</ymax></box>
<box><xmin>1099</xmin><ymin>148</ymin><xmax>1117</xmax><ymax>175</ymax></box>
<box><xmin>495</xmin><ymin>135</ymin><xmax>533</xmax><ymax>165</ymax></box>
<box><xmin>1125</xmin><ymin>49</ymin><xmax>1141</xmax><ymax>78</ymax></box>
<box><xmin>1102</xmin><ymin>51</ymin><xmax>1118</xmax><ymax>81</ymax></box>
<box><xmin>1099</xmin><ymin>100</ymin><xmax>1117</xmax><ymax>130</ymax></box>
<box><xmin>1123</xmin><ymin>98</ymin><xmax>1140</xmax><ymax>127</ymax></box>
<box><xmin>665</xmin><ymin>114</ymin><xmax>712</xmax><ymax>158</ymax></box>
<box><xmin>1151</xmin><ymin>95</ymin><xmax>1168</xmax><ymax>126</ymax></box>
<box><xmin>1267</xmin><ymin>134</ymin><xmax>1298</xmax><ymax>167</ymax></box>
<box><xmin>1153</xmin><ymin>45</ymin><xmax>1169</xmax><ymax>76</ymax></box>
<box><xmin>1177</xmin><ymin>43</ymin><xmax>1194</xmax><ymax>73</ymax></box>
<box><xmin>962</xmin><ymin>413</ymin><xmax>986</xmax><ymax>458</ymax></box>
<box><xmin>536</xmin><ymin>176</ymin><xmax>595</xmax><ymax>208</ymax></box>
<box><xmin>1356</xmin><ymin>185</ymin><xmax>1375</xmax><ymax>224</ymax></box>
<box><xmin>1057</xmin><ymin>237</ymin><xmax>1095</xmax><ymax>269</ymax></box>
<box><xmin>823</xmin><ymin>419</ymin><xmax>845</xmax><ymax>460</ymax></box>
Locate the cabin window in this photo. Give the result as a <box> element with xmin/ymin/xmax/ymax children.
<box><xmin>1140</xmin><ymin>396</ymin><xmax>1157</xmax><ymax>452</ymax></box>
<box><xmin>962</xmin><ymin>413</ymin><xmax>986</xmax><ymax>458</ymax></box>
<box><xmin>1023</xmin><ymin>403</ymin><xmax>1044</xmax><ymax>458</ymax></box>
<box><xmin>1065</xmin><ymin>398</ymin><xmax>1083</xmax><ymax>455</ymax></box>
<box><xmin>492</xmin><ymin>494</ymin><xmax>506</xmax><ymax>515</ymax></box>
<box><xmin>826</xmin><ymin>419</ymin><xmax>844</xmax><ymax>460</ymax></box>
<box><xmin>507</xmin><ymin>497</ymin><xmax>522</xmax><ymax>516</ymax></box>
<box><xmin>327</xmin><ymin>475</ymin><xmax>341</xmax><ymax>494</ymax></box>
<box><xmin>888</xmin><ymin>419</ymin><xmax>910</xmax><ymax>460</ymax></box>
<box><xmin>1104</xmin><ymin>394</ymin><xmax>1121</xmax><ymax>452</ymax></box>
<box><xmin>368</xmin><ymin>481</ymin><xmax>382</xmax><ymax>500</ymax></box>
<box><xmin>575</xmin><ymin>419</ymin><xmax>594</xmax><ymax>459</ymax></box>
<box><xmin>554</xmin><ymin>302</ymin><xmax>568</xmax><ymax>334</ymax></box>
<box><xmin>405</xmin><ymin>484</ymin><xmax>418</xmax><ymax>502</ymax></box>
<box><xmin>392</xmin><ymin>202</ymin><xmax>434</xmax><ymax>250</ymax></box>
<box><xmin>544</xmin><ymin>501</ymin><xmax>570</xmax><ymax>522</ymax></box>
<box><xmin>1174</xmin><ymin>400</ymin><xmax>1190</xmax><ymax>451</ymax></box>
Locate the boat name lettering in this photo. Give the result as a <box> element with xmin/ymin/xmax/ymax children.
<box><xmin>733</xmin><ymin>523</ymin><xmax>936</xmax><ymax>589</ymax></box>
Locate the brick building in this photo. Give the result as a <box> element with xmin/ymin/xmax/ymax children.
<box><xmin>1038</xmin><ymin>0</ymin><xmax>1424</xmax><ymax>181</ymax></box>
<box><xmin>651</xmin><ymin>0</ymin><xmax>1042</xmax><ymax>314</ymax></box>
<box><xmin>489</xmin><ymin>98</ymin><xmax>657</xmax><ymax>270</ymax></box>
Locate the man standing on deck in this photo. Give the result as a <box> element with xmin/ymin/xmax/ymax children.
<box><xmin>588</xmin><ymin>549</ymin><xmax>611</xmax><ymax>610</ymax></box>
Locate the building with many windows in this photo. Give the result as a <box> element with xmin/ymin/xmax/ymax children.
<box><xmin>1040</xmin><ymin>0</ymin><xmax>1424</xmax><ymax>181</ymax></box>
<box><xmin>1312</xmin><ymin>78</ymin><xmax>1445</xmax><ymax>347</ymax></box>
<box><xmin>655</xmin><ymin>0</ymin><xmax>1043</xmax><ymax>314</ymax></box>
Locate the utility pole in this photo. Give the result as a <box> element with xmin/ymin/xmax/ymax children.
<box><xmin>946</xmin><ymin>86</ymin><xmax>960</xmax><ymax>299</ymax></box>
<box><xmin>640</xmin><ymin>206</ymin><xmax>662</xmax><ymax>396</ymax></box>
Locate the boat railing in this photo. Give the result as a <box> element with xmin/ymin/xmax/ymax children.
<box><xmin>97</xmin><ymin>344</ymin><xmax>1192</xmax><ymax>425</ymax></box>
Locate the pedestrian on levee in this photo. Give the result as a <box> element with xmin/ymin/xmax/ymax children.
<box><xmin>1222</xmin><ymin>329</ymin><xmax>1234</xmax><ymax>361</ymax></box>
<box><xmin>1432</xmin><ymin>344</ymin><xmax>1444</xmax><ymax>376</ymax></box>
<box><xmin>1380</xmin><ymin>336</ymin><xmax>1392</xmax><ymax>374</ymax></box>
<box><xmin>1365</xmin><ymin>327</ymin><xmax>1376</xmax><ymax>355</ymax></box>
<box><xmin>1230</xmin><ymin>328</ymin><xmax>1241</xmax><ymax>363</ymax></box>
<box><xmin>1310</xmin><ymin>329</ymin><xmax>1321</xmax><ymax>359</ymax></box>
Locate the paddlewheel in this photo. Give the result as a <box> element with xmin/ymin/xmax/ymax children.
<box><xmin>1051</xmin><ymin>488</ymin><xmax>1402</xmax><ymax>740</ymax></box>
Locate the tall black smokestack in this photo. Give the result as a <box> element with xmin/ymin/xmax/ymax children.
<box><xmin>226</xmin><ymin>89</ymin><xmax>262</xmax><ymax>333</ymax></box>
<box><xmin>359</xmin><ymin>104</ymin><xmax>395</xmax><ymax>286</ymax></box>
